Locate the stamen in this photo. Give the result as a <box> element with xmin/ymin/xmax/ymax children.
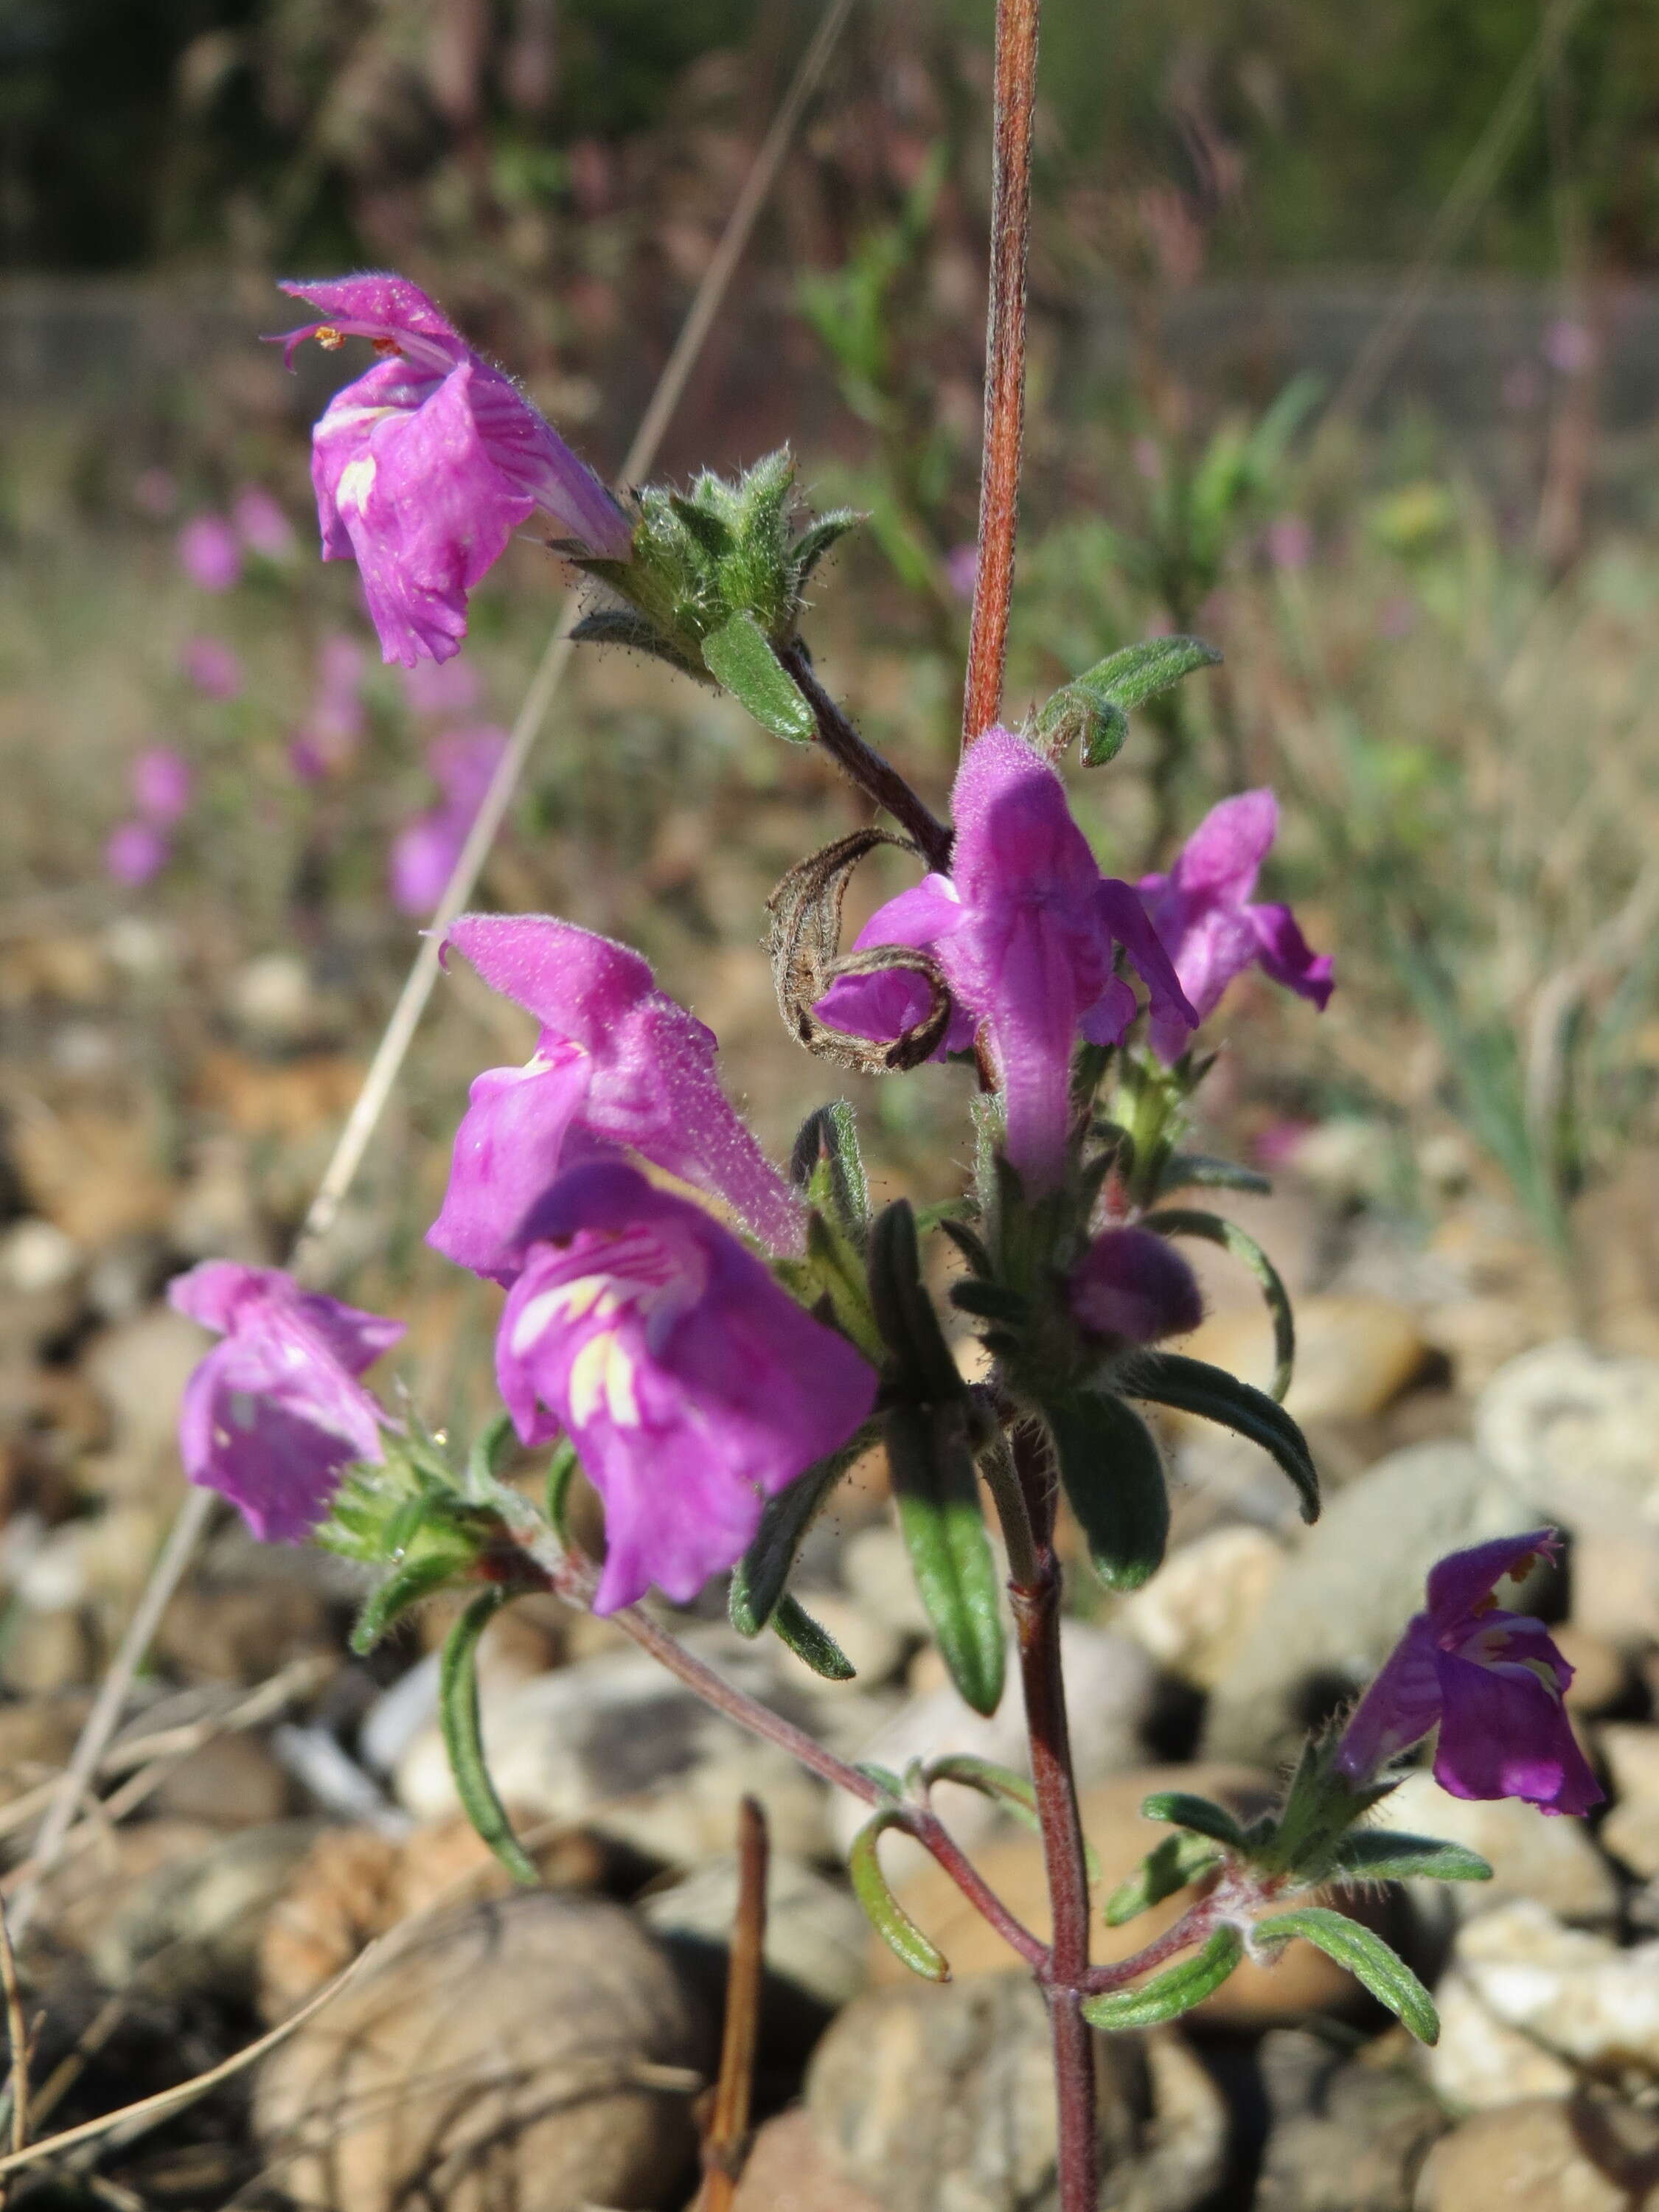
<box><xmin>314</xmin><ymin>325</ymin><xmax>346</xmax><ymax>352</ymax></box>
<box><xmin>372</xmin><ymin>337</ymin><xmax>403</xmax><ymax>357</ymax></box>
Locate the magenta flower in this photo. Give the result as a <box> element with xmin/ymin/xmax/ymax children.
<box><xmin>1070</xmin><ymin>1226</ymin><xmax>1203</xmax><ymax>1346</ymax></box>
<box><xmin>292</xmin><ymin>633</ymin><xmax>369</xmax><ymax>779</ymax></box>
<box><xmin>498</xmin><ymin>1162</ymin><xmax>876</xmax><ymax>1613</ymax></box>
<box><xmin>133</xmin><ymin>745</ymin><xmax>192</xmax><ymax>826</ymax></box>
<box><xmin>1335</xmin><ymin>1530</ymin><xmax>1601</xmax><ymax>1816</ymax></box>
<box><xmin>181</xmin><ymin>636</ymin><xmax>245</xmax><ymax>701</ymax></box>
<box><xmin>105</xmin><ymin>821</ymin><xmax>169</xmax><ymax>887</ymax></box>
<box><xmin>178</xmin><ymin>515</ymin><xmax>243</xmax><ymax>593</ymax></box>
<box><xmin>276</xmin><ymin>274</ymin><xmax>633</xmax><ymax>667</ymax></box>
<box><xmin>233</xmin><ymin>486</ymin><xmax>296</xmax><ymax>562</ymax></box>
<box><xmin>429</xmin><ymin>913</ymin><xmax>802</xmax><ymax>1281</ymax></box>
<box><xmin>389</xmin><ymin>728</ymin><xmax>507</xmax><ymax>916</ymax></box>
<box><xmin>945</xmin><ymin>543</ymin><xmax>979</xmax><ymax>601</ymax></box>
<box><xmin>1138</xmin><ymin>790</ymin><xmax>1333</xmax><ymax>1062</ymax></box>
<box><xmin>813</xmin><ymin>728</ymin><xmax>1196</xmax><ymax>1190</ymax></box>
<box><xmin>168</xmin><ymin>1262</ymin><xmax>404</xmax><ymax>1543</ymax></box>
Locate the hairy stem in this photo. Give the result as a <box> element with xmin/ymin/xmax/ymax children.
<box><xmin>962</xmin><ymin>0</ymin><xmax>1040</xmax><ymax>747</ymax></box>
<box><xmin>780</xmin><ymin>640</ymin><xmax>953</xmax><ymax>872</ymax></box>
<box><xmin>1006</xmin><ymin>1422</ymin><xmax>1099</xmax><ymax>2212</ymax></box>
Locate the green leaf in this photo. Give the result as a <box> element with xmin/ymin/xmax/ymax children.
<box><xmin>935</xmin><ymin>1215</ymin><xmax>993</xmax><ymax>1277</ymax></box>
<box><xmin>848</xmin><ymin>1809</ymin><xmax>950</xmax><ymax>1982</ymax></box>
<box><xmin>868</xmin><ymin>1200</ymin><xmax>962</xmax><ymax>1402</ymax></box>
<box><xmin>701</xmin><ymin>611</ymin><xmax>815</xmax><ymax>742</ymax></box>
<box><xmin>921</xmin><ymin>1753</ymin><xmax>1105</xmax><ymax>1877</ymax></box>
<box><xmin>545</xmin><ymin>1437</ymin><xmax>579</xmax><ymax>1543</ymax></box>
<box><xmin>1252</xmin><ymin>1907</ymin><xmax>1440</xmax><ymax>2044</ymax></box>
<box><xmin>1143</xmin><ymin>1208</ymin><xmax>1295</xmax><ymax>1401</ymax></box>
<box><xmin>1037</xmin><ymin>636</ymin><xmax>1222</xmax><ymax>767</ymax></box>
<box><xmin>1102</xmin><ymin>1832</ymin><xmax>1222</xmax><ymax>1927</ymax></box>
<box><xmin>729</xmin><ymin>1436</ymin><xmax>868</xmax><ymax>1635</ymax></box>
<box><xmin>349</xmin><ymin>1551</ymin><xmax>465</xmax><ymax>1655</ymax></box>
<box><xmin>1333</xmin><ymin>1832</ymin><xmax>1494</xmax><ymax>1885</ymax></box>
<box><xmin>771</xmin><ymin>1592</ymin><xmax>856</xmax><ymax>1680</ymax></box>
<box><xmin>1160</xmin><ymin>1152</ymin><xmax>1273</xmax><ymax>1197</ymax></box>
<box><xmin>949</xmin><ymin>1279</ymin><xmax>1030</xmax><ymax>1325</ymax></box>
<box><xmin>789</xmin><ymin>509</ymin><xmax>863</xmax><ymax>589</ymax></box>
<box><xmin>855</xmin><ymin>1763</ymin><xmax>906</xmax><ymax>1800</ymax></box>
<box><xmin>466</xmin><ymin>1412</ymin><xmax>519</xmax><ymax>1492</ymax></box>
<box><xmin>1044</xmin><ymin>1392</ymin><xmax>1169</xmax><ymax>1590</ymax></box>
<box><xmin>1081</xmin><ymin>1926</ymin><xmax>1243</xmax><ymax>2029</ymax></box>
<box><xmin>1141</xmin><ymin>1792</ymin><xmax>1251</xmax><ymax>1853</ymax></box>
<box><xmin>886</xmin><ymin>1402</ymin><xmax>1006</xmax><ymax>1717</ymax></box>
<box><xmin>669</xmin><ymin>490</ymin><xmax>737</xmax><ymax>560</ymax></box>
<box><xmin>789</xmin><ymin>1099</ymin><xmax>870</xmax><ymax>1235</ymax></box>
<box><xmin>1126</xmin><ymin>1352</ymin><xmax>1319</xmax><ymax>1523</ymax></box>
<box><xmin>569</xmin><ymin>609</ymin><xmax>695</xmax><ymax>673</ymax></box>
<box><xmin>439</xmin><ymin>1591</ymin><xmax>539</xmax><ymax>1888</ymax></box>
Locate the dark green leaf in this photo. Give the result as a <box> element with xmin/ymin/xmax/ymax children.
<box><xmin>886</xmin><ymin>1402</ymin><xmax>1006</xmax><ymax>1717</ymax></box>
<box><xmin>848</xmin><ymin>1809</ymin><xmax>950</xmax><ymax>1982</ymax></box>
<box><xmin>1252</xmin><ymin>1907</ymin><xmax>1439</xmax><ymax>2044</ymax></box>
<box><xmin>569</xmin><ymin>609</ymin><xmax>694</xmax><ymax>672</ymax></box>
<box><xmin>1334</xmin><ymin>1832</ymin><xmax>1494</xmax><ymax>1885</ymax></box>
<box><xmin>702</xmin><ymin>612</ymin><xmax>815</xmax><ymax>742</ymax></box>
<box><xmin>1126</xmin><ymin>1352</ymin><xmax>1319</xmax><ymax>1523</ymax></box>
<box><xmin>949</xmin><ymin>1279</ymin><xmax>1029</xmax><ymax>1324</ymax></box>
<box><xmin>1044</xmin><ymin>1393</ymin><xmax>1169</xmax><ymax>1590</ymax></box>
<box><xmin>1141</xmin><ymin>1792</ymin><xmax>1251</xmax><ymax>1852</ymax></box>
<box><xmin>789</xmin><ymin>1099</ymin><xmax>869</xmax><ymax>1234</ymax></box>
<box><xmin>868</xmin><ymin>1200</ymin><xmax>962</xmax><ymax>1402</ymax></box>
<box><xmin>350</xmin><ymin>1552</ymin><xmax>462</xmax><ymax>1655</ymax></box>
<box><xmin>1160</xmin><ymin>1152</ymin><xmax>1273</xmax><ymax>1197</ymax></box>
<box><xmin>771</xmin><ymin>1592</ymin><xmax>856</xmax><ymax>1680</ymax></box>
<box><xmin>1082</xmin><ymin>1926</ymin><xmax>1243</xmax><ymax>2029</ymax></box>
<box><xmin>789</xmin><ymin>509</ymin><xmax>863</xmax><ymax>588</ymax></box>
<box><xmin>729</xmin><ymin>1438</ymin><xmax>867</xmax><ymax>1635</ymax></box>
<box><xmin>935</xmin><ymin>1215</ymin><xmax>993</xmax><ymax>1277</ymax></box>
<box><xmin>1102</xmin><ymin>1832</ymin><xmax>1222</xmax><ymax>1927</ymax></box>
<box><xmin>1143</xmin><ymin>1208</ymin><xmax>1295</xmax><ymax>1401</ymax></box>
<box><xmin>668</xmin><ymin>491</ymin><xmax>737</xmax><ymax>560</ymax></box>
<box><xmin>467</xmin><ymin>1412</ymin><xmax>519</xmax><ymax>1490</ymax></box>
<box><xmin>545</xmin><ymin>1438</ymin><xmax>579</xmax><ymax>1543</ymax></box>
<box><xmin>439</xmin><ymin>1591</ymin><xmax>538</xmax><ymax>1887</ymax></box>
<box><xmin>1037</xmin><ymin>636</ymin><xmax>1222</xmax><ymax>768</ymax></box>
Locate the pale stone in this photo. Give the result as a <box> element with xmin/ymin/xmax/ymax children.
<box><xmin>1116</xmin><ymin>1524</ymin><xmax>1285</xmax><ymax>1688</ymax></box>
<box><xmin>1595</xmin><ymin>1724</ymin><xmax>1659</xmax><ymax>1879</ymax></box>
<box><xmin>1452</xmin><ymin>1899</ymin><xmax>1659</xmax><ymax>2073</ymax></box>
<box><xmin>1417</xmin><ymin>2096</ymin><xmax>1659</xmax><ymax>2212</ymax></box>
<box><xmin>1422</xmin><ymin>1972</ymin><xmax>1576</xmax><ymax>2110</ymax></box>
<box><xmin>1370</xmin><ymin>1768</ymin><xmax>1618</xmax><ymax>1924</ymax></box>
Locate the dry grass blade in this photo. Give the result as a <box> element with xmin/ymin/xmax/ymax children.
<box><xmin>693</xmin><ymin>1798</ymin><xmax>770</xmax><ymax>2212</ymax></box>
<box><xmin>0</xmin><ymin>1899</ymin><xmax>29</xmax><ymax>2172</ymax></box>
<box><xmin>13</xmin><ymin>0</ymin><xmax>856</xmax><ymax>1947</ymax></box>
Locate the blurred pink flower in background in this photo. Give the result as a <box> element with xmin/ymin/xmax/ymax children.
<box><xmin>402</xmin><ymin>657</ymin><xmax>481</xmax><ymax>716</ymax></box>
<box><xmin>178</xmin><ymin>515</ymin><xmax>243</xmax><ymax>593</ymax></box>
<box><xmin>290</xmin><ymin>633</ymin><xmax>369</xmax><ymax>780</ymax></box>
<box><xmin>132</xmin><ymin>745</ymin><xmax>192</xmax><ymax>825</ymax></box>
<box><xmin>233</xmin><ymin>487</ymin><xmax>296</xmax><ymax>562</ymax></box>
<box><xmin>389</xmin><ymin>728</ymin><xmax>508</xmax><ymax>915</ymax></box>
<box><xmin>945</xmin><ymin>542</ymin><xmax>978</xmax><ymax>601</ymax></box>
<box><xmin>1542</xmin><ymin>318</ymin><xmax>1596</xmax><ymax>375</ymax></box>
<box><xmin>181</xmin><ymin>636</ymin><xmax>245</xmax><ymax>700</ymax></box>
<box><xmin>1265</xmin><ymin>515</ymin><xmax>1313</xmax><ymax>572</ymax></box>
<box><xmin>105</xmin><ymin>821</ymin><xmax>170</xmax><ymax>887</ymax></box>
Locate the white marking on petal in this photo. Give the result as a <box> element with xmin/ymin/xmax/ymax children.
<box><xmin>336</xmin><ymin>456</ymin><xmax>378</xmax><ymax>513</ymax></box>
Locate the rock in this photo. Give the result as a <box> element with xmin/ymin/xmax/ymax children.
<box><xmin>1447</xmin><ymin>1899</ymin><xmax>1659</xmax><ymax>2074</ymax></box>
<box><xmin>830</xmin><ymin>1625</ymin><xmax>1158</xmax><ymax>1867</ymax></box>
<box><xmin>1204</xmin><ymin>1441</ymin><xmax>1536</xmax><ymax>1767</ymax></box>
<box><xmin>807</xmin><ymin>1976</ymin><xmax>1227</xmax><ymax>2212</ymax></box>
<box><xmin>1116</xmin><ymin>1524</ymin><xmax>1285</xmax><ymax>1689</ymax></box>
<box><xmin>1185</xmin><ymin>1296</ymin><xmax>1435</xmax><ymax>1425</ymax></box>
<box><xmin>639</xmin><ymin>1851</ymin><xmax>869</xmax><ymax>2028</ymax></box>
<box><xmin>0</xmin><ymin>1691</ymin><xmax>89</xmax><ymax>1792</ymax></box>
<box><xmin>1417</xmin><ymin>2094</ymin><xmax>1659</xmax><ymax>2211</ymax></box>
<box><xmin>1571</xmin><ymin>1532</ymin><xmax>1659</xmax><ymax>1655</ymax></box>
<box><xmin>840</xmin><ymin>1524</ymin><xmax>933</xmax><ymax>1638</ymax></box>
<box><xmin>23</xmin><ymin>1818</ymin><xmax>223</xmax><ymax>1962</ymax></box>
<box><xmin>145</xmin><ymin>1728</ymin><xmax>294</xmax><ymax>1829</ymax></box>
<box><xmin>81</xmin><ymin>1305</ymin><xmax>213</xmax><ymax>1475</ymax></box>
<box><xmin>395</xmin><ymin>1631</ymin><xmax>835</xmax><ymax>1864</ymax></box>
<box><xmin>1476</xmin><ymin>1340</ymin><xmax>1659</xmax><ymax>1546</ymax></box>
<box><xmin>1555</xmin><ymin>1625</ymin><xmax>1631</xmax><ymax>1717</ymax></box>
<box><xmin>155</xmin><ymin>1557</ymin><xmax>334</xmax><ymax>1683</ymax></box>
<box><xmin>256</xmin><ymin>1893</ymin><xmax>707</xmax><ymax>2212</ymax></box>
<box><xmin>1370</xmin><ymin>1768</ymin><xmax>1617</xmax><ymax>1925</ymax></box>
<box><xmin>1594</xmin><ymin>1725</ymin><xmax>1659</xmax><ymax>1879</ymax></box>
<box><xmin>1254</xmin><ymin>2028</ymin><xmax>1446</xmax><ymax>2209</ymax></box>
<box><xmin>872</xmin><ymin>1766</ymin><xmax>1368</xmax><ymax>2029</ymax></box>
<box><xmin>91</xmin><ymin>1819</ymin><xmax>323</xmax><ymax>1997</ymax></box>
<box><xmin>1422</xmin><ymin>1971</ymin><xmax>1576</xmax><ymax>2110</ymax></box>
<box><xmin>732</xmin><ymin>2108</ymin><xmax>886</xmax><ymax>2211</ymax></box>
<box><xmin>770</xmin><ymin>1593</ymin><xmax>908</xmax><ymax>1700</ymax></box>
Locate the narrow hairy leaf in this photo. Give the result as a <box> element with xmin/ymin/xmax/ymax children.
<box><xmin>771</xmin><ymin>1592</ymin><xmax>855</xmax><ymax>1680</ymax></box>
<box><xmin>1144</xmin><ymin>1207</ymin><xmax>1295</xmax><ymax>1400</ymax></box>
<box><xmin>702</xmin><ymin>611</ymin><xmax>815</xmax><ymax>741</ymax></box>
<box><xmin>569</xmin><ymin>608</ymin><xmax>696</xmax><ymax>673</ymax></box>
<box><xmin>1252</xmin><ymin>1907</ymin><xmax>1439</xmax><ymax>2043</ymax></box>
<box><xmin>1102</xmin><ymin>1832</ymin><xmax>1222</xmax><ymax>1927</ymax></box>
<box><xmin>1037</xmin><ymin>636</ymin><xmax>1222</xmax><ymax>768</ymax></box>
<box><xmin>439</xmin><ymin>1591</ymin><xmax>538</xmax><ymax>1887</ymax></box>
<box><xmin>1082</xmin><ymin>1925</ymin><xmax>1243</xmax><ymax>2029</ymax></box>
<box><xmin>921</xmin><ymin>1751</ymin><xmax>1109</xmax><ymax>1875</ymax></box>
<box><xmin>1160</xmin><ymin>1152</ymin><xmax>1273</xmax><ymax>1197</ymax></box>
<box><xmin>886</xmin><ymin>1402</ymin><xmax>1006</xmax><ymax>1717</ymax></box>
<box><xmin>1333</xmin><ymin>1832</ymin><xmax>1494</xmax><ymax>1884</ymax></box>
<box><xmin>350</xmin><ymin>1553</ymin><xmax>462</xmax><ymax>1655</ymax></box>
<box><xmin>949</xmin><ymin>1279</ymin><xmax>1030</xmax><ymax>1324</ymax></box>
<box><xmin>544</xmin><ymin>1437</ymin><xmax>579</xmax><ymax>1542</ymax></box>
<box><xmin>1141</xmin><ymin>1791</ymin><xmax>1251</xmax><ymax>1852</ymax></box>
<box><xmin>789</xmin><ymin>1099</ymin><xmax>870</xmax><ymax>1234</ymax></box>
<box><xmin>869</xmin><ymin>1200</ymin><xmax>962</xmax><ymax>1401</ymax></box>
<box><xmin>1044</xmin><ymin>1391</ymin><xmax>1170</xmax><ymax>1590</ymax></box>
<box><xmin>729</xmin><ymin>1437</ymin><xmax>867</xmax><ymax>1635</ymax></box>
<box><xmin>1127</xmin><ymin>1351</ymin><xmax>1319</xmax><ymax>1523</ymax></box>
<box><xmin>848</xmin><ymin>1809</ymin><xmax>950</xmax><ymax>1982</ymax></box>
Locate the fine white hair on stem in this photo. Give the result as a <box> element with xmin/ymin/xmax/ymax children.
<box><xmin>10</xmin><ymin>0</ymin><xmax>857</xmax><ymax>1947</ymax></box>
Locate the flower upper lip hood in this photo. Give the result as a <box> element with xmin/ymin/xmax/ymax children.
<box><xmin>814</xmin><ymin>728</ymin><xmax>1197</xmax><ymax>1189</ymax></box>
<box><xmin>275</xmin><ymin>274</ymin><xmax>633</xmax><ymax>667</ymax></box>
<box><xmin>1336</xmin><ymin>1527</ymin><xmax>1603</xmax><ymax>1816</ymax></box>
<box><xmin>428</xmin><ymin>911</ymin><xmax>804</xmax><ymax>1283</ymax></box>
<box><xmin>1138</xmin><ymin>788</ymin><xmax>1333</xmax><ymax>1063</ymax></box>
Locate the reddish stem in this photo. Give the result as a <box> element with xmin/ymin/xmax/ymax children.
<box><xmin>962</xmin><ymin>0</ymin><xmax>1041</xmax><ymax>748</ymax></box>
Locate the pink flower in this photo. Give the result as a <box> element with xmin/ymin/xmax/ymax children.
<box><xmin>1336</xmin><ymin>1530</ymin><xmax>1601</xmax><ymax>1816</ymax></box>
<box><xmin>105</xmin><ymin>821</ymin><xmax>169</xmax><ymax>887</ymax></box>
<box><xmin>292</xmin><ymin>633</ymin><xmax>369</xmax><ymax>779</ymax></box>
<box><xmin>945</xmin><ymin>543</ymin><xmax>979</xmax><ymax>601</ymax></box>
<box><xmin>276</xmin><ymin>274</ymin><xmax>633</xmax><ymax>667</ymax></box>
<box><xmin>389</xmin><ymin>728</ymin><xmax>507</xmax><ymax>916</ymax></box>
<box><xmin>132</xmin><ymin>745</ymin><xmax>192</xmax><ymax>826</ymax></box>
<box><xmin>813</xmin><ymin>729</ymin><xmax>1196</xmax><ymax>1190</ymax></box>
<box><xmin>1069</xmin><ymin>1227</ymin><xmax>1203</xmax><ymax>1345</ymax></box>
<box><xmin>1138</xmin><ymin>790</ymin><xmax>1332</xmax><ymax>1062</ymax></box>
<box><xmin>232</xmin><ymin>486</ymin><xmax>296</xmax><ymax>561</ymax></box>
<box><xmin>429</xmin><ymin>913</ymin><xmax>803</xmax><ymax>1282</ymax></box>
<box><xmin>1265</xmin><ymin>515</ymin><xmax>1313</xmax><ymax>572</ymax></box>
<box><xmin>496</xmin><ymin>1163</ymin><xmax>875</xmax><ymax>1613</ymax></box>
<box><xmin>169</xmin><ymin>1262</ymin><xmax>404</xmax><ymax>1542</ymax></box>
<box><xmin>402</xmin><ymin>657</ymin><xmax>481</xmax><ymax>716</ymax></box>
<box><xmin>178</xmin><ymin>515</ymin><xmax>243</xmax><ymax>594</ymax></box>
<box><xmin>181</xmin><ymin>636</ymin><xmax>245</xmax><ymax>700</ymax></box>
